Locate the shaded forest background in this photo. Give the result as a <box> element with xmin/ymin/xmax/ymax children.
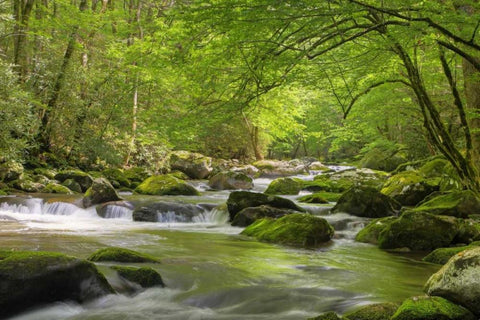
<box><xmin>1</xmin><ymin>0</ymin><xmax>479</xmax><ymax>190</ymax></box>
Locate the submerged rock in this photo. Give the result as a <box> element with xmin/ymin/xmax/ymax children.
<box><xmin>132</xmin><ymin>201</ymin><xmax>205</xmax><ymax>222</ymax></box>
<box><xmin>231</xmin><ymin>205</ymin><xmax>298</xmax><ymax>227</ymax></box>
<box><xmin>391</xmin><ymin>296</ymin><xmax>475</xmax><ymax>320</ymax></box>
<box><xmin>425</xmin><ymin>246</ymin><xmax>480</xmax><ymax>316</ymax></box>
<box><xmin>226</xmin><ymin>191</ymin><xmax>305</xmax><ymax>221</ymax></box>
<box><xmin>87</xmin><ymin>247</ymin><xmax>159</xmax><ymax>263</ymax></box>
<box><xmin>378</xmin><ymin>211</ymin><xmax>459</xmax><ymax>251</ymax></box>
<box><xmin>111</xmin><ymin>266</ymin><xmax>165</xmax><ymax>288</ymax></box>
<box><xmin>264</xmin><ymin>177</ymin><xmax>303</xmax><ymax>195</ymax></box>
<box><xmin>344</xmin><ymin>302</ymin><xmax>399</xmax><ymax>320</ymax></box>
<box><xmin>82</xmin><ymin>178</ymin><xmax>121</xmax><ymax>207</ymax></box>
<box><xmin>208</xmin><ymin>171</ymin><xmax>253</xmax><ymax>190</ymax></box>
<box><xmin>241</xmin><ymin>213</ymin><xmax>334</xmax><ymax>247</ymax></box>
<box><xmin>412</xmin><ymin>190</ymin><xmax>480</xmax><ymax>218</ymax></box>
<box><xmin>0</xmin><ymin>250</ymin><xmax>114</xmax><ymax>318</ymax></box>
<box><xmin>170</xmin><ymin>151</ymin><xmax>212</xmax><ymax>179</ymax></box>
<box><xmin>331</xmin><ymin>186</ymin><xmax>401</xmax><ymax>218</ymax></box>
<box><xmin>135</xmin><ymin>174</ymin><xmax>199</xmax><ymax>196</ymax></box>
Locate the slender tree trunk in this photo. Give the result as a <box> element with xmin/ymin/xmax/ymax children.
<box><xmin>252</xmin><ymin>126</ymin><xmax>264</xmax><ymax>161</ymax></box>
<box><xmin>463</xmin><ymin>58</ymin><xmax>480</xmax><ymax>174</ymax></box>
<box><xmin>13</xmin><ymin>0</ymin><xmax>35</xmax><ymax>81</ymax></box>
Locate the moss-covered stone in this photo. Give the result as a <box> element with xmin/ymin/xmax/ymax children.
<box><xmin>226</xmin><ymin>190</ymin><xmax>305</xmax><ymax>221</ymax></box>
<box><xmin>61</xmin><ymin>178</ymin><xmax>82</xmax><ymax>193</ymax></box>
<box><xmin>123</xmin><ymin>167</ymin><xmax>150</xmax><ymax>183</ymax></box>
<box><xmin>170</xmin><ymin>150</ymin><xmax>213</xmax><ymax>179</ymax></box>
<box><xmin>332</xmin><ymin>186</ymin><xmax>401</xmax><ymax>218</ymax></box>
<box><xmin>0</xmin><ymin>160</ymin><xmax>24</xmax><ymax>182</ymax></box>
<box><xmin>132</xmin><ymin>201</ymin><xmax>205</xmax><ymax>222</ymax></box>
<box><xmin>391</xmin><ymin>296</ymin><xmax>475</xmax><ymax>320</ymax></box>
<box><xmin>425</xmin><ymin>247</ymin><xmax>480</xmax><ymax>316</ymax></box>
<box><xmin>111</xmin><ymin>266</ymin><xmax>165</xmax><ymax>288</ymax></box>
<box><xmin>378</xmin><ymin>211</ymin><xmax>459</xmax><ymax>251</ymax></box>
<box><xmin>381</xmin><ymin>171</ymin><xmax>439</xmax><ymax>206</ymax></box>
<box><xmin>43</xmin><ymin>182</ymin><xmax>74</xmax><ymax>194</ymax></box>
<box><xmin>241</xmin><ymin>213</ymin><xmax>334</xmax><ymax>247</ymax></box>
<box><xmin>231</xmin><ymin>205</ymin><xmax>298</xmax><ymax>227</ymax></box>
<box><xmin>170</xmin><ymin>170</ymin><xmax>190</xmax><ymax>180</ymax></box>
<box><xmin>253</xmin><ymin>159</ymin><xmax>308</xmax><ymax>177</ymax></box>
<box><xmin>0</xmin><ymin>250</ymin><xmax>114</xmax><ymax>318</ymax></box>
<box><xmin>308</xmin><ymin>311</ymin><xmax>343</xmax><ymax>320</ymax></box>
<box><xmin>305</xmin><ymin>175</ymin><xmax>354</xmax><ymax>193</ymax></box>
<box><xmin>344</xmin><ymin>302</ymin><xmax>399</xmax><ymax>320</ymax></box>
<box><xmin>82</xmin><ymin>178</ymin><xmax>121</xmax><ymax>207</ymax></box>
<box><xmin>360</xmin><ymin>148</ymin><xmax>407</xmax><ymax>172</ymax></box>
<box><xmin>54</xmin><ymin>170</ymin><xmax>93</xmax><ymax>192</ymax></box>
<box><xmin>412</xmin><ymin>191</ymin><xmax>480</xmax><ymax>218</ymax></box>
<box><xmin>87</xmin><ymin>247</ymin><xmax>159</xmax><ymax>263</ymax></box>
<box><xmin>297</xmin><ymin>193</ymin><xmax>329</xmax><ymax>204</ymax></box>
<box><xmin>355</xmin><ymin>216</ymin><xmax>398</xmax><ymax>244</ymax></box>
<box><xmin>135</xmin><ymin>174</ymin><xmax>200</xmax><ymax>196</ymax></box>
<box><xmin>10</xmin><ymin>177</ymin><xmax>44</xmax><ymax>192</ymax></box>
<box><xmin>208</xmin><ymin>171</ymin><xmax>253</xmax><ymax>190</ymax></box>
<box><xmin>102</xmin><ymin>168</ymin><xmax>131</xmax><ymax>188</ymax></box>
<box><xmin>422</xmin><ymin>243</ymin><xmax>480</xmax><ymax>265</ymax></box>
<box><xmin>264</xmin><ymin>177</ymin><xmax>303</xmax><ymax>195</ymax></box>
<box><xmin>418</xmin><ymin>159</ymin><xmax>450</xmax><ymax>178</ymax></box>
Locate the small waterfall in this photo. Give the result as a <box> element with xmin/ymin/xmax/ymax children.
<box><xmin>43</xmin><ymin>202</ymin><xmax>80</xmax><ymax>216</ymax></box>
<box><xmin>157</xmin><ymin>211</ymin><xmax>188</xmax><ymax>223</ymax></box>
<box><xmin>0</xmin><ymin>198</ymin><xmax>43</xmax><ymax>215</ymax></box>
<box><xmin>192</xmin><ymin>208</ymin><xmax>229</xmax><ymax>224</ymax></box>
<box><xmin>103</xmin><ymin>205</ymin><xmax>133</xmax><ymax>219</ymax></box>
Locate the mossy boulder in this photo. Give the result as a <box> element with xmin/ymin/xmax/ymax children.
<box><xmin>111</xmin><ymin>266</ymin><xmax>165</xmax><ymax>288</ymax></box>
<box><xmin>61</xmin><ymin>178</ymin><xmax>82</xmax><ymax>193</ymax></box>
<box><xmin>360</xmin><ymin>148</ymin><xmax>407</xmax><ymax>172</ymax></box>
<box><xmin>418</xmin><ymin>158</ymin><xmax>450</xmax><ymax>178</ymax></box>
<box><xmin>83</xmin><ymin>178</ymin><xmax>122</xmax><ymax>207</ymax></box>
<box><xmin>43</xmin><ymin>182</ymin><xmax>74</xmax><ymax>194</ymax></box>
<box><xmin>54</xmin><ymin>170</ymin><xmax>93</xmax><ymax>192</ymax></box>
<box><xmin>305</xmin><ymin>175</ymin><xmax>354</xmax><ymax>193</ymax></box>
<box><xmin>355</xmin><ymin>216</ymin><xmax>398</xmax><ymax>244</ymax></box>
<box><xmin>332</xmin><ymin>186</ymin><xmax>401</xmax><ymax>218</ymax></box>
<box><xmin>381</xmin><ymin>171</ymin><xmax>439</xmax><ymax>206</ymax></box>
<box><xmin>132</xmin><ymin>201</ymin><xmax>205</xmax><ymax>222</ymax></box>
<box><xmin>241</xmin><ymin>213</ymin><xmax>334</xmax><ymax>247</ymax></box>
<box><xmin>264</xmin><ymin>177</ymin><xmax>303</xmax><ymax>195</ymax></box>
<box><xmin>0</xmin><ymin>250</ymin><xmax>114</xmax><ymax>318</ymax></box>
<box><xmin>170</xmin><ymin>170</ymin><xmax>190</xmax><ymax>180</ymax></box>
<box><xmin>226</xmin><ymin>191</ymin><xmax>305</xmax><ymax>221</ymax></box>
<box><xmin>0</xmin><ymin>160</ymin><xmax>24</xmax><ymax>182</ymax></box>
<box><xmin>123</xmin><ymin>167</ymin><xmax>150</xmax><ymax>184</ymax></box>
<box><xmin>231</xmin><ymin>205</ymin><xmax>298</xmax><ymax>227</ymax></box>
<box><xmin>391</xmin><ymin>296</ymin><xmax>475</xmax><ymax>320</ymax></box>
<box><xmin>344</xmin><ymin>302</ymin><xmax>399</xmax><ymax>320</ymax></box>
<box><xmin>308</xmin><ymin>312</ymin><xmax>342</xmax><ymax>320</ymax></box>
<box><xmin>378</xmin><ymin>211</ymin><xmax>459</xmax><ymax>251</ymax></box>
<box><xmin>33</xmin><ymin>168</ymin><xmax>57</xmax><ymax>179</ymax></box>
<box><xmin>425</xmin><ymin>246</ymin><xmax>480</xmax><ymax>316</ymax></box>
<box><xmin>102</xmin><ymin>168</ymin><xmax>131</xmax><ymax>188</ymax></box>
<box><xmin>87</xmin><ymin>247</ymin><xmax>159</xmax><ymax>263</ymax></box>
<box><xmin>297</xmin><ymin>193</ymin><xmax>329</xmax><ymax>204</ymax></box>
<box><xmin>208</xmin><ymin>171</ymin><xmax>253</xmax><ymax>190</ymax></box>
<box><xmin>412</xmin><ymin>191</ymin><xmax>480</xmax><ymax>218</ymax></box>
<box><xmin>170</xmin><ymin>151</ymin><xmax>212</xmax><ymax>179</ymax></box>
<box><xmin>253</xmin><ymin>159</ymin><xmax>308</xmax><ymax>177</ymax></box>
<box><xmin>10</xmin><ymin>177</ymin><xmax>44</xmax><ymax>192</ymax></box>
<box><xmin>135</xmin><ymin>174</ymin><xmax>200</xmax><ymax>196</ymax></box>
<box><xmin>422</xmin><ymin>242</ymin><xmax>480</xmax><ymax>265</ymax></box>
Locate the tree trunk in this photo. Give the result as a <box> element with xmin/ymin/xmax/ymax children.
<box><xmin>252</xmin><ymin>126</ymin><xmax>264</xmax><ymax>161</ymax></box>
<box><xmin>13</xmin><ymin>0</ymin><xmax>35</xmax><ymax>81</ymax></box>
<box><xmin>463</xmin><ymin>58</ymin><xmax>480</xmax><ymax>174</ymax></box>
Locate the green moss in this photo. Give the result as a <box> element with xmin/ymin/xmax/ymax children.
<box><xmin>170</xmin><ymin>170</ymin><xmax>190</xmax><ymax>180</ymax></box>
<box><xmin>413</xmin><ymin>190</ymin><xmax>480</xmax><ymax>218</ymax></box>
<box><xmin>111</xmin><ymin>266</ymin><xmax>165</xmax><ymax>288</ymax></box>
<box><xmin>422</xmin><ymin>241</ymin><xmax>480</xmax><ymax>265</ymax></box>
<box><xmin>308</xmin><ymin>311</ymin><xmax>342</xmax><ymax>320</ymax></box>
<box><xmin>298</xmin><ymin>192</ymin><xmax>342</xmax><ymax>203</ymax></box>
<box><xmin>344</xmin><ymin>302</ymin><xmax>399</xmax><ymax>320</ymax></box>
<box><xmin>123</xmin><ymin>167</ymin><xmax>150</xmax><ymax>183</ymax></box>
<box><xmin>418</xmin><ymin>159</ymin><xmax>449</xmax><ymax>178</ymax></box>
<box><xmin>102</xmin><ymin>168</ymin><xmax>131</xmax><ymax>188</ymax></box>
<box><xmin>306</xmin><ymin>175</ymin><xmax>353</xmax><ymax>193</ymax></box>
<box><xmin>134</xmin><ymin>174</ymin><xmax>200</xmax><ymax>196</ymax></box>
<box><xmin>241</xmin><ymin>213</ymin><xmax>334</xmax><ymax>247</ymax></box>
<box><xmin>264</xmin><ymin>177</ymin><xmax>303</xmax><ymax>195</ymax></box>
<box><xmin>381</xmin><ymin>171</ymin><xmax>424</xmax><ymax>196</ymax></box>
<box><xmin>87</xmin><ymin>247</ymin><xmax>160</xmax><ymax>263</ymax></box>
<box><xmin>391</xmin><ymin>296</ymin><xmax>475</xmax><ymax>320</ymax></box>
<box><xmin>43</xmin><ymin>182</ymin><xmax>74</xmax><ymax>194</ymax></box>
<box><xmin>33</xmin><ymin>168</ymin><xmax>57</xmax><ymax>179</ymax></box>
<box><xmin>355</xmin><ymin>216</ymin><xmax>398</xmax><ymax>244</ymax></box>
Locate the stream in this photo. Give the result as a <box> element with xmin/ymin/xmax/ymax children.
<box><xmin>0</xmin><ymin>172</ymin><xmax>439</xmax><ymax>320</ymax></box>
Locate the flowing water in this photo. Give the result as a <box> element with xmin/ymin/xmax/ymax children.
<box><xmin>0</xmin><ymin>172</ymin><xmax>439</xmax><ymax>320</ymax></box>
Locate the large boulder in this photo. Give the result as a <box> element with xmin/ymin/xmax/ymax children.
<box><xmin>344</xmin><ymin>302</ymin><xmax>399</xmax><ymax>320</ymax></box>
<box><xmin>83</xmin><ymin>178</ymin><xmax>122</xmax><ymax>208</ymax></box>
<box><xmin>132</xmin><ymin>201</ymin><xmax>205</xmax><ymax>222</ymax></box>
<box><xmin>308</xmin><ymin>312</ymin><xmax>342</xmax><ymax>320</ymax></box>
<box><xmin>231</xmin><ymin>205</ymin><xmax>298</xmax><ymax>227</ymax></box>
<box><xmin>208</xmin><ymin>171</ymin><xmax>253</xmax><ymax>190</ymax></box>
<box><xmin>264</xmin><ymin>177</ymin><xmax>303</xmax><ymax>195</ymax></box>
<box><xmin>241</xmin><ymin>213</ymin><xmax>334</xmax><ymax>247</ymax></box>
<box><xmin>297</xmin><ymin>192</ymin><xmax>342</xmax><ymax>203</ymax></box>
<box><xmin>61</xmin><ymin>178</ymin><xmax>82</xmax><ymax>193</ymax></box>
<box><xmin>0</xmin><ymin>160</ymin><xmax>24</xmax><ymax>182</ymax></box>
<box><xmin>355</xmin><ymin>216</ymin><xmax>398</xmax><ymax>245</ymax></box>
<box><xmin>87</xmin><ymin>247</ymin><xmax>159</xmax><ymax>263</ymax></box>
<box><xmin>425</xmin><ymin>246</ymin><xmax>480</xmax><ymax>316</ymax></box>
<box><xmin>412</xmin><ymin>190</ymin><xmax>480</xmax><ymax>218</ymax></box>
<box><xmin>54</xmin><ymin>170</ymin><xmax>93</xmax><ymax>192</ymax></box>
<box><xmin>304</xmin><ymin>169</ymin><xmax>387</xmax><ymax>193</ymax></box>
<box><xmin>170</xmin><ymin>151</ymin><xmax>212</xmax><ymax>179</ymax></box>
<box><xmin>359</xmin><ymin>148</ymin><xmax>407</xmax><ymax>172</ymax></box>
<box><xmin>381</xmin><ymin>171</ymin><xmax>439</xmax><ymax>206</ymax></box>
<box><xmin>226</xmin><ymin>191</ymin><xmax>305</xmax><ymax>221</ymax></box>
<box><xmin>391</xmin><ymin>296</ymin><xmax>475</xmax><ymax>320</ymax></box>
<box><xmin>0</xmin><ymin>250</ymin><xmax>114</xmax><ymax>318</ymax></box>
<box><xmin>331</xmin><ymin>186</ymin><xmax>401</xmax><ymax>218</ymax></box>
<box><xmin>102</xmin><ymin>168</ymin><xmax>131</xmax><ymax>188</ymax></box>
<box><xmin>135</xmin><ymin>175</ymin><xmax>199</xmax><ymax>196</ymax></box>
<box><xmin>253</xmin><ymin>159</ymin><xmax>307</xmax><ymax>177</ymax></box>
<box><xmin>422</xmin><ymin>242</ymin><xmax>480</xmax><ymax>265</ymax></box>
<box><xmin>10</xmin><ymin>177</ymin><xmax>44</xmax><ymax>192</ymax></box>
<box><xmin>378</xmin><ymin>211</ymin><xmax>460</xmax><ymax>251</ymax></box>
<box><xmin>43</xmin><ymin>182</ymin><xmax>74</xmax><ymax>194</ymax></box>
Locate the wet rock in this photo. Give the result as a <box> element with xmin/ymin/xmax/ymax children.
<box><xmin>43</xmin><ymin>182</ymin><xmax>74</xmax><ymax>194</ymax></box>
<box><xmin>344</xmin><ymin>302</ymin><xmax>399</xmax><ymax>320</ymax></box>
<box><xmin>297</xmin><ymin>192</ymin><xmax>341</xmax><ymax>203</ymax></box>
<box><xmin>61</xmin><ymin>178</ymin><xmax>82</xmax><ymax>193</ymax></box>
<box><xmin>170</xmin><ymin>151</ymin><xmax>212</xmax><ymax>179</ymax></box>
<box><xmin>135</xmin><ymin>174</ymin><xmax>199</xmax><ymax>196</ymax></box>
<box><xmin>54</xmin><ymin>170</ymin><xmax>93</xmax><ymax>192</ymax></box>
<box><xmin>355</xmin><ymin>216</ymin><xmax>398</xmax><ymax>245</ymax></box>
<box><xmin>96</xmin><ymin>201</ymin><xmax>134</xmax><ymax>218</ymax></box>
<box><xmin>412</xmin><ymin>190</ymin><xmax>480</xmax><ymax>218</ymax></box>
<box><xmin>111</xmin><ymin>266</ymin><xmax>165</xmax><ymax>288</ymax></box>
<box><xmin>231</xmin><ymin>205</ymin><xmax>298</xmax><ymax>227</ymax></box>
<box><xmin>331</xmin><ymin>186</ymin><xmax>401</xmax><ymax>218</ymax></box>
<box><xmin>83</xmin><ymin>178</ymin><xmax>121</xmax><ymax>207</ymax></box>
<box><xmin>252</xmin><ymin>159</ymin><xmax>307</xmax><ymax>177</ymax></box>
<box><xmin>0</xmin><ymin>250</ymin><xmax>114</xmax><ymax>318</ymax></box>
<box><xmin>226</xmin><ymin>191</ymin><xmax>305</xmax><ymax>221</ymax></box>
<box><xmin>391</xmin><ymin>296</ymin><xmax>475</xmax><ymax>320</ymax></box>
<box><xmin>241</xmin><ymin>213</ymin><xmax>334</xmax><ymax>247</ymax></box>
<box><xmin>308</xmin><ymin>312</ymin><xmax>342</xmax><ymax>320</ymax></box>
<box><xmin>132</xmin><ymin>201</ymin><xmax>205</xmax><ymax>222</ymax></box>
<box><xmin>87</xmin><ymin>247</ymin><xmax>159</xmax><ymax>263</ymax></box>
<box><xmin>425</xmin><ymin>246</ymin><xmax>480</xmax><ymax>316</ymax></box>
<box><xmin>264</xmin><ymin>177</ymin><xmax>303</xmax><ymax>195</ymax></box>
<box><xmin>422</xmin><ymin>242</ymin><xmax>480</xmax><ymax>265</ymax></box>
<box><xmin>208</xmin><ymin>171</ymin><xmax>253</xmax><ymax>190</ymax></box>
